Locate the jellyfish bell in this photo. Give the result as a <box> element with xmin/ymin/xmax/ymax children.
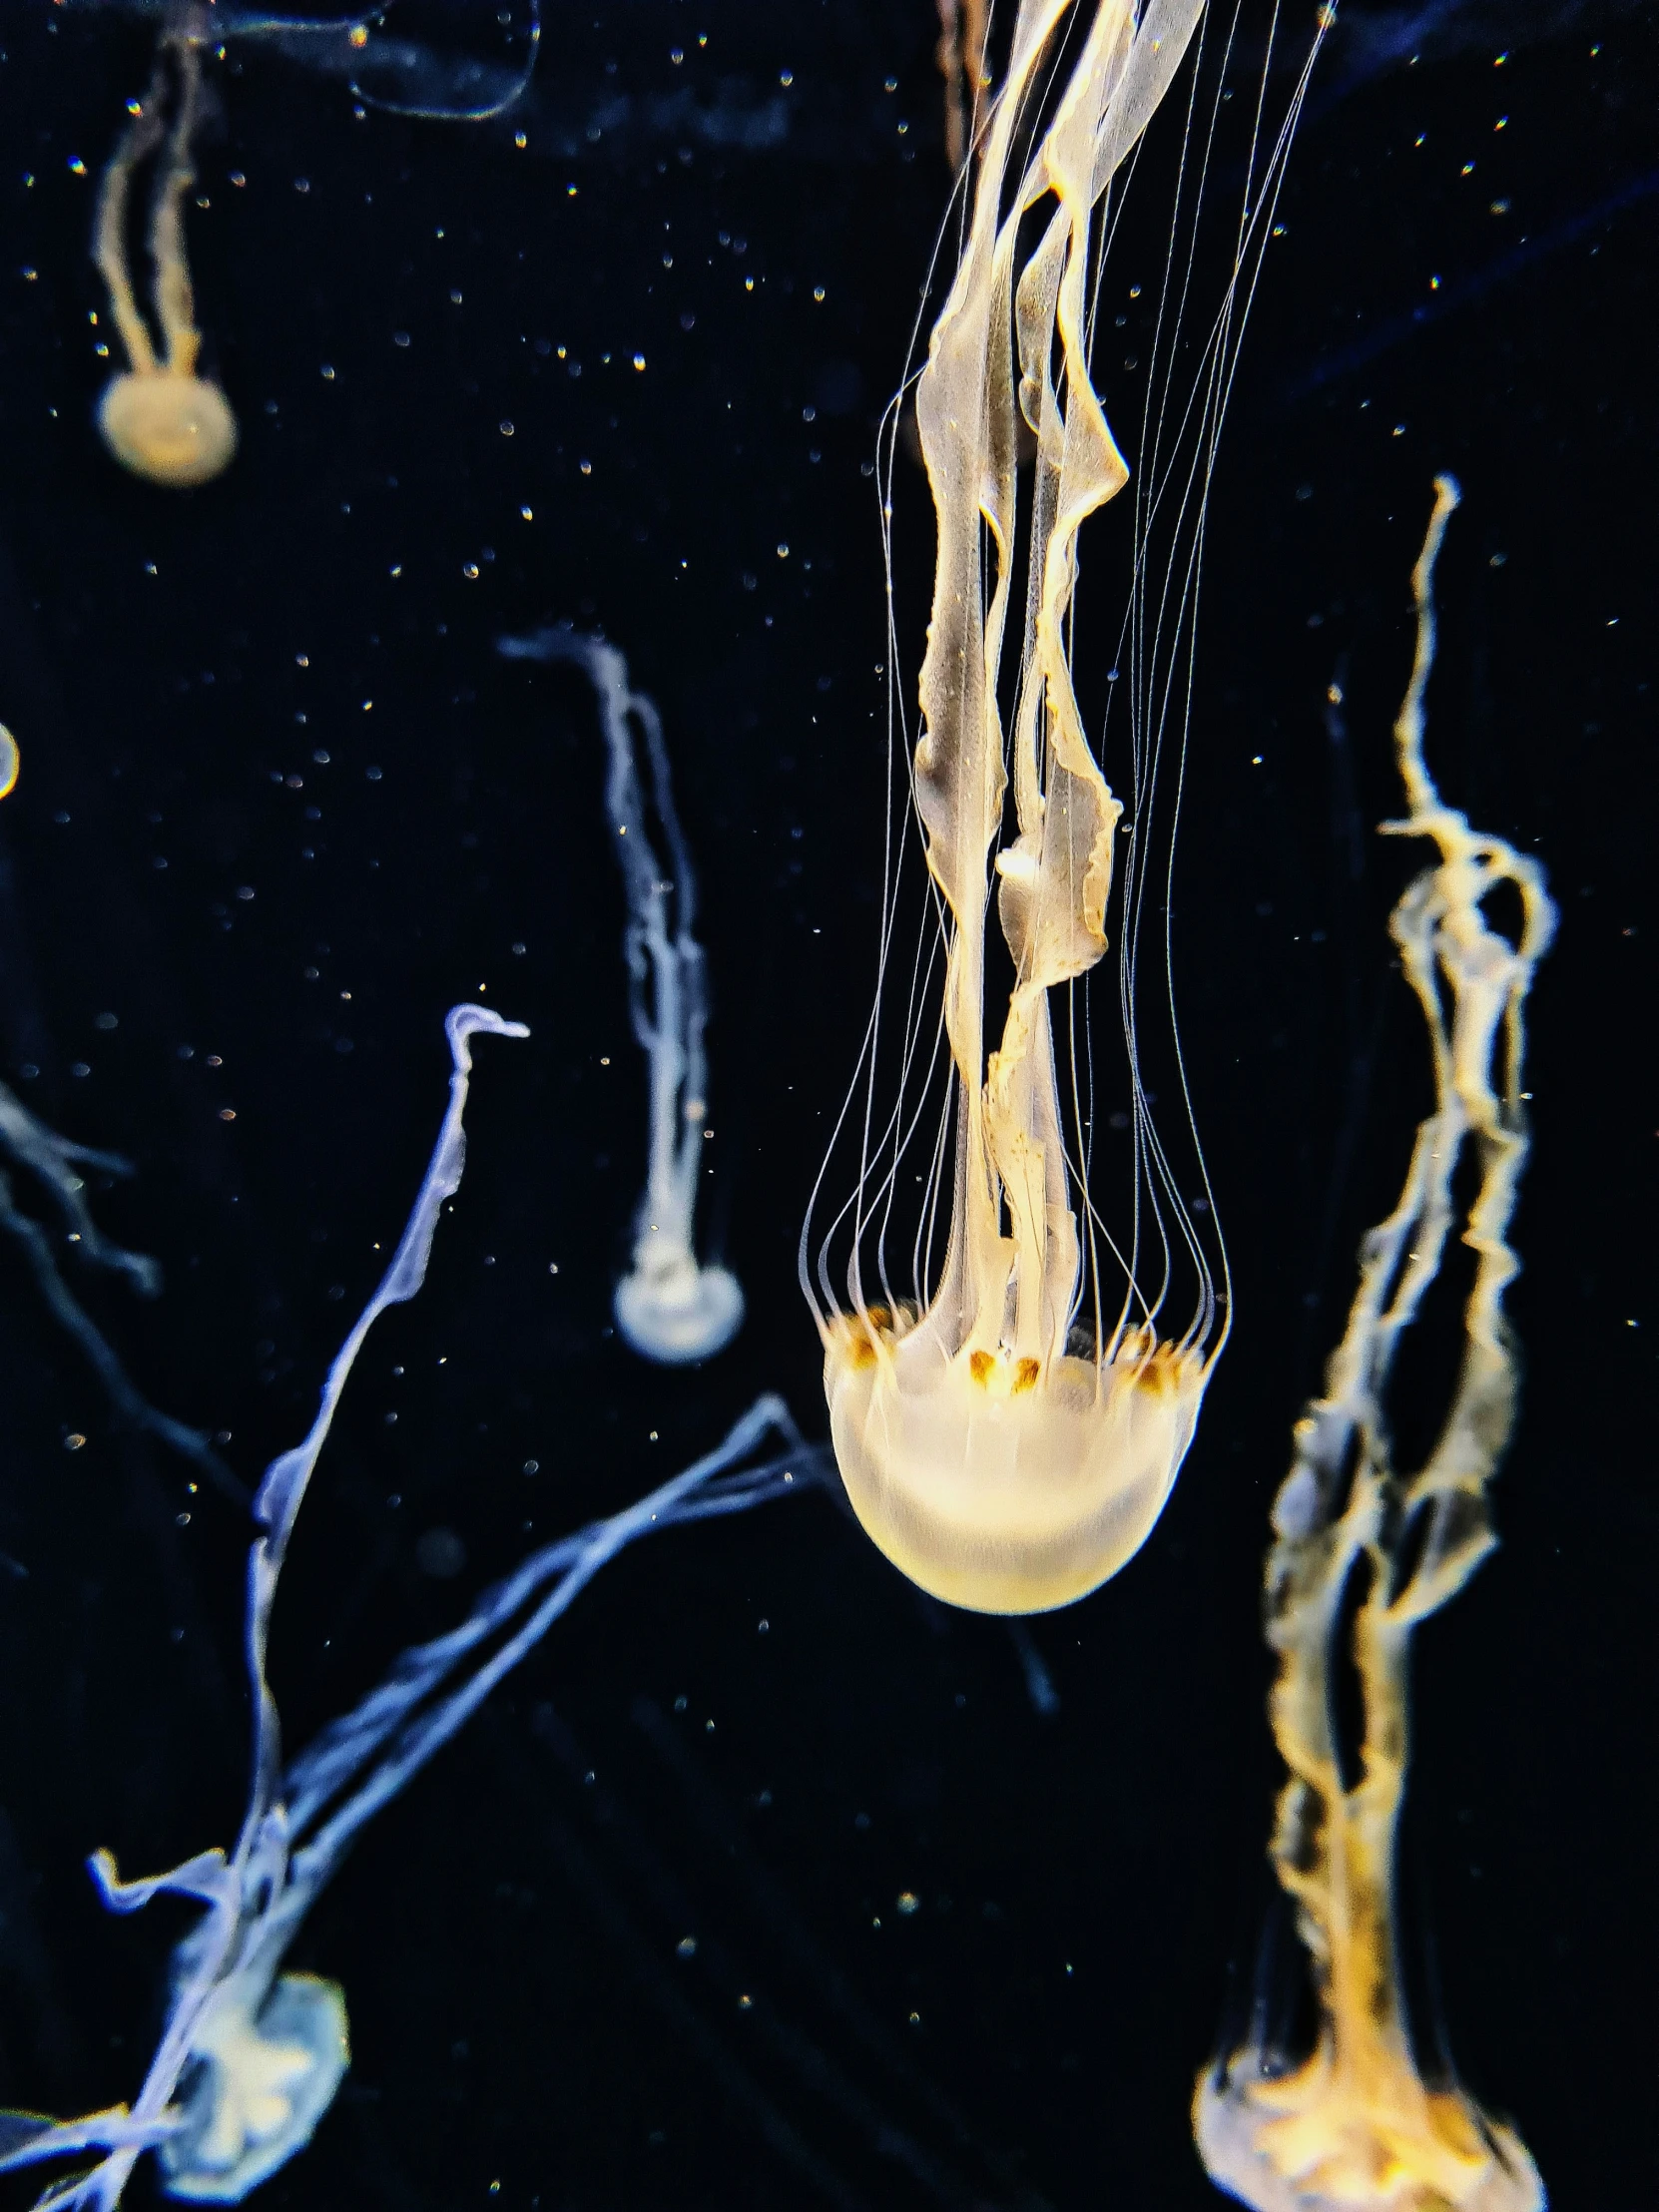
<box><xmin>1194</xmin><ymin>2069</ymin><xmax>1544</xmax><ymax>2212</ymax></box>
<box><xmin>615</xmin><ymin>1233</ymin><xmax>745</xmax><ymax>1365</ymax></box>
<box><xmin>160</xmin><ymin>1967</ymin><xmax>348</xmax><ymax>2203</ymax></box>
<box><xmin>98</xmin><ymin>367</ymin><xmax>239</xmax><ymax>489</ymax></box>
<box><xmin>825</xmin><ymin>1312</ymin><xmax>1205</xmax><ymax>1612</ymax></box>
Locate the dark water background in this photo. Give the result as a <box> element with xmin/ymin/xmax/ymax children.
<box><xmin>0</xmin><ymin>1</ymin><xmax>1652</xmax><ymax>2206</ymax></box>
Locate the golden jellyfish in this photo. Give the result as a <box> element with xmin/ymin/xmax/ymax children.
<box><xmin>94</xmin><ymin>7</ymin><xmax>238</xmax><ymax>488</ymax></box>
<box><xmin>0</xmin><ymin>725</ymin><xmax>18</xmax><ymax>801</ymax></box>
<box><xmin>803</xmin><ymin>0</ymin><xmax>1328</xmax><ymax>1614</ymax></box>
<box><xmin>1193</xmin><ymin>480</ymin><xmax>1549</xmax><ymax>2212</ymax></box>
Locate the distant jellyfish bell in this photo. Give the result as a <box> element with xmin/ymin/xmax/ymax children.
<box><xmin>158</xmin><ymin>1966</ymin><xmax>349</xmax><ymax>2203</ymax></box>
<box><xmin>100</xmin><ymin>370</ymin><xmax>238</xmax><ymax>492</ymax></box>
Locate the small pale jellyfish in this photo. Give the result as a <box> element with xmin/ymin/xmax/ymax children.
<box><xmin>1193</xmin><ymin>480</ymin><xmax>1550</xmax><ymax>2212</ymax></box>
<box><xmin>804</xmin><ymin>0</ymin><xmax>1327</xmax><ymax>1614</ymax></box>
<box><xmin>0</xmin><ymin>724</ymin><xmax>18</xmax><ymax>801</ymax></box>
<box><xmin>498</xmin><ymin>629</ymin><xmax>744</xmax><ymax>1363</ymax></box>
<box><xmin>94</xmin><ymin>9</ymin><xmax>238</xmax><ymax>488</ymax></box>
<box><xmin>0</xmin><ymin>1004</ymin><xmax>805</xmax><ymax>2209</ymax></box>
<box><xmin>157</xmin><ymin>1950</ymin><xmax>348</xmax><ymax>2202</ymax></box>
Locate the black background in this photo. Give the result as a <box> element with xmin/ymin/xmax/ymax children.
<box><xmin>0</xmin><ymin>1</ymin><xmax>1651</xmax><ymax>2207</ymax></box>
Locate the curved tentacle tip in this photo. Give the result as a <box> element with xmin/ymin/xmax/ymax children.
<box><xmin>444</xmin><ymin>1004</ymin><xmax>532</xmax><ymax>1058</ymax></box>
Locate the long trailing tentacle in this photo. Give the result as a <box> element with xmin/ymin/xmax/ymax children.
<box><xmin>93</xmin><ymin>53</ymin><xmax>169</xmax><ymax>376</ymax></box>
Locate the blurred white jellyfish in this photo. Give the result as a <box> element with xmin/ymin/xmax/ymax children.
<box><xmin>498</xmin><ymin>628</ymin><xmax>745</xmax><ymax>1365</ymax></box>
<box><xmin>0</xmin><ymin>1004</ymin><xmax>807</xmax><ymax>2206</ymax></box>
